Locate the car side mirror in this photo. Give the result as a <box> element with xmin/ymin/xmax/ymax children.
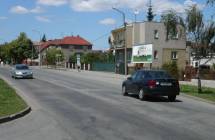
<box><xmin>127</xmin><ymin>77</ymin><xmax>132</xmax><ymax>80</ymax></box>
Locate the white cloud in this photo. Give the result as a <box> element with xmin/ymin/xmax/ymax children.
<box><xmin>184</xmin><ymin>0</ymin><xmax>197</xmax><ymax>7</ymax></box>
<box><xmin>69</xmin><ymin>0</ymin><xmax>187</xmax><ymax>14</ymax></box>
<box><xmin>10</xmin><ymin>5</ymin><xmax>44</xmax><ymax>14</ymax></box>
<box><xmin>34</xmin><ymin>0</ymin><xmax>203</xmax><ymax>15</ymax></box>
<box><xmin>0</xmin><ymin>16</ymin><xmax>8</xmax><ymax>20</ymax></box>
<box><xmin>153</xmin><ymin>0</ymin><xmax>185</xmax><ymax>14</ymax></box>
<box><xmin>184</xmin><ymin>0</ymin><xmax>205</xmax><ymax>10</ymax></box>
<box><xmin>99</xmin><ymin>18</ymin><xmax>116</xmax><ymax>25</ymax></box>
<box><xmin>10</xmin><ymin>5</ymin><xmax>29</xmax><ymax>14</ymax></box>
<box><xmin>37</xmin><ymin>0</ymin><xmax>68</xmax><ymax>6</ymax></box>
<box><xmin>69</xmin><ymin>0</ymin><xmax>147</xmax><ymax>12</ymax></box>
<box><xmin>35</xmin><ymin>16</ymin><xmax>51</xmax><ymax>22</ymax></box>
<box><xmin>30</xmin><ymin>6</ymin><xmax>44</xmax><ymax>13</ymax></box>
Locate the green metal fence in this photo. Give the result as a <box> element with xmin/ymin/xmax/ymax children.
<box><xmin>91</xmin><ymin>62</ymin><xmax>115</xmax><ymax>72</ymax></box>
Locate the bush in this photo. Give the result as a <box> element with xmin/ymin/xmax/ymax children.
<box><xmin>162</xmin><ymin>61</ymin><xmax>179</xmax><ymax>79</ymax></box>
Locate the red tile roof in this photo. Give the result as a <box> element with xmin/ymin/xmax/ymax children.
<box><xmin>40</xmin><ymin>36</ymin><xmax>92</xmax><ymax>51</ymax></box>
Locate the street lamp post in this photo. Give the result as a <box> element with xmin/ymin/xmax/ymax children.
<box><xmin>112</xmin><ymin>7</ymin><xmax>127</xmax><ymax>75</ymax></box>
<box><xmin>32</xmin><ymin>29</ymin><xmax>42</xmax><ymax>68</ymax></box>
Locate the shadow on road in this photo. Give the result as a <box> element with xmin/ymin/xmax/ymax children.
<box><xmin>127</xmin><ymin>94</ymin><xmax>182</xmax><ymax>103</ymax></box>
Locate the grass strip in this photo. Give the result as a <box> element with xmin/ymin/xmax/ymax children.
<box><xmin>180</xmin><ymin>84</ymin><xmax>215</xmax><ymax>102</ymax></box>
<box><xmin>0</xmin><ymin>78</ymin><xmax>27</xmax><ymax>117</ymax></box>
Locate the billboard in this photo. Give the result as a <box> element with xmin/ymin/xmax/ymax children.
<box><xmin>132</xmin><ymin>44</ymin><xmax>153</xmax><ymax>63</ymax></box>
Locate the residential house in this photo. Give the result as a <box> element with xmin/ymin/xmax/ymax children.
<box><xmin>186</xmin><ymin>41</ymin><xmax>215</xmax><ymax>68</ymax></box>
<box><xmin>40</xmin><ymin>35</ymin><xmax>92</xmax><ymax>64</ymax></box>
<box><xmin>109</xmin><ymin>21</ymin><xmax>187</xmax><ymax>74</ymax></box>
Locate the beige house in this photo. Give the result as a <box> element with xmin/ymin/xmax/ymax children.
<box><xmin>109</xmin><ymin>21</ymin><xmax>187</xmax><ymax>74</ymax></box>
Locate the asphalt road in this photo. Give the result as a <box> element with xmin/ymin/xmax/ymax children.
<box><xmin>0</xmin><ymin>66</ymin><xmax>215</xmax><ymax>140</ymax></box>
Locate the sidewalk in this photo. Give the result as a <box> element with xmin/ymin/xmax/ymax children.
<box><xmin>180</xmin><ymin>79</ymin><xmax>215</xmax><ymax>88</ymax></box>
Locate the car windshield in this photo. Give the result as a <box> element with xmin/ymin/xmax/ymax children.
<box><xmin>145</xmin><ymin>71</ymin><xmax>172</xmax><ymax>79</ymax></box>
<box><xmin>16</xmin><ymin>65</ymin><xmax>29</xmax><ymax>70</ymax></box>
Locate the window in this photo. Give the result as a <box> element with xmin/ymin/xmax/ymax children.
<box><xmin>154</xmin><ymin>50</ymin><xmax>158</xmax><ymax>59</ymax></box>
<box><xmin>136</xmin><ymin>71</ymin><xmax>144</xmax><ymax>80</ymax></box>
<box><xmin>154</xmin><ymin>30</ymin><xmax>159</xmax><ymax>39</ymax></box>
<box><xmin>195</xmin><ymin>62</ymin><xmax>198</xmax><ymax>67</ymax></box>
<box><xmin>168</xmin><ymin>32</ymin><xmax>179</xmax><ymax>40</ymax></box>
<box><xmin>172</xmin><ymin>32</ymin><xmax>179</xmax><ymax>40</ymax></box>
<box><xmin>171</xmin><ymin>51</ymin><xmax>178</xmax><ymax>60</ymax></box>
<box><xmin>131</xmin><ymin>72</ymin><xmax>138</xmax><ymax>80</ymax></box>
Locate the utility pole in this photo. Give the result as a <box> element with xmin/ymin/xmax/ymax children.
<box><xmin>113</xmin><ymin>7</ymin><xmax>127</xmax><ymax>75</ymax></box>
<box><xmin>31</xmin><ymin>44</ymin><xmax>33</xmax><ymax>66</ymax></box>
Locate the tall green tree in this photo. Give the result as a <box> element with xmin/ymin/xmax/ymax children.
<box><xmin>11</xmin><ymin>32</ymin><xmax>35</xmax><ymax>63</ymax></box>
<box><xmin>41</xmin><ymin>34</ymin><xmax>47</xmax><ymax>42</ymax></box>
<box><xmin>147</xmin><ymin>0</ymin><xmax>155</xmax><ymax>21</ymax></box>
<box><xmin>161</xmin><ymin>10</ymin><xmax>185</xmax><ymax>40</ymax></box>
<box><xmin>186</xmin><ymin>5</ymin><xmax>215</xmax><ymax>93</ymax></box>
<box><xmin>186</xmin><ymin>5</ymin><xmax>204</xmax><ymax>93</ymax></box>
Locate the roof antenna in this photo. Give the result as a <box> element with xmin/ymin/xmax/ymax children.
<box><xmin>134</xmin><ymin>9</ymin><xmax>139</xmax><ymax>23</ymax></box>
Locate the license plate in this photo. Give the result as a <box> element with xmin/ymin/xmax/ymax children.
<box><xmin>160</xmin><ymin>82</ymin><xmax>172</xmax><ymax>86</ymax></box>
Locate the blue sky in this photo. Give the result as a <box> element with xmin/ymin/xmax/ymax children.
<box><xmin>0</xmin><ymin>0</ymin><xmax>214</xmax><ymax>50</ymax></box>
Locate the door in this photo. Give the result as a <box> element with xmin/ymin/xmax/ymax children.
<box><xmin>126</xmin><ymin>71</ymin><xmax>138</xmax><ymax>93</ymax></box>
<box><xmin>131</xmin><ymin>71</ymin><xmax>144</xmax><ymax>94</ymax></box>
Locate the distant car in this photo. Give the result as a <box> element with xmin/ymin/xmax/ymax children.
<box><xmin>11</xmin><ymin>64</ymin><xmax>33</xmax><ymax>79</ymax></box>
<box><xmin>122</xmin><ymin>70</ymin><xmax>180</xmax><ymax>101</ymax></box>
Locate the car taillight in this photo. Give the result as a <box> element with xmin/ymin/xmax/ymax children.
<box><xmin>148</xmin><ymin>80</ymin><xmax>156</xmax><ymax>89</ymax></box>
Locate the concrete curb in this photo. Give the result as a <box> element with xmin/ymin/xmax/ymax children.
<box><xmin>181</xmin><ymin>93</ymin><xmax>215</xmax><ymax>105</ymax></box>
<box><xmin>0</xmin><ymin>107</ymin><xmax>31</xmax><ymax>124</ymax></box>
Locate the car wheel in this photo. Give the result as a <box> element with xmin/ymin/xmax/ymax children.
<box><xmin>139</xmin><ymin>89</ymin><xmax>145</xmax><ymax>101</ymax></box>
<box><xmin>168</xmin><ymin>95</ymin><xmax>176</xmax><ymax>102</ymax></box>
<box><xmin>122</xmin><ymin>86</ymin><xmax>128</xmax><ymax>96</ymax></box>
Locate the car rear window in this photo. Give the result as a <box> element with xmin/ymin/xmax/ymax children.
<box><xmin>16</xmin><ymin>65</ymin><xmax>29</xmax><ymax>70</ymax></box>
<box><xmin>145</xmin><ymin>71</ymin><xmax>172</xmax><ymax>79</ymax></box>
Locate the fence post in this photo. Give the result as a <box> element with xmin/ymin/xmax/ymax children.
<box><xmin>65</xmin><ymin>62</ymin><xmax>67</xmax><ymax>69</ymax></box>
<box><xmin>88</xmin><ymin>64</ymin><xmax>90</xmax><ymax>71</ymax></box>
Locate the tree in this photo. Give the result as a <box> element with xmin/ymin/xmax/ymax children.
<box><xmin>11</xmin><ymin>32</ymin><xmax>35</xmax><ymax>63</ymax></box>
<box><xmin>1</xmin><ymin>43</ymin><xmax>12</xmax><ymax>64</ymax></box>
<box><xmin>41</xmin><ymin>34</ymin><xmax>47</xmax><ymax>42</ymax></box>
<box><xmin>46</xmin><ymin>48</ymin><xmax>64</xmax><ymax>65</ymax></box>
<box><xmin>207</xmin><ymin>0</ymin><xmax>215</xmax><ymax>5</ymax></box>
<box><xmin>186</xmin><ymin>5</ymin><xmax>215</xmax><ymax>93</ymax></box>
<box><xmin>186</xmin><ymin>5</ymin><xmax>205</xmax><ymax>93</ymax></box>
<box><xmin>147</xmin><ymin>0</ymin><xmax>155</xmax><ymax>22</ymax></box>
<box><xmin>161</xmin><ymin>10</ymin><xmax>185</xmax><ymax>40</ymax></box>
<box><xmin>0</xmin><ymin>32</ymin><xmax>36</xmax><ymax>64</ymax></box>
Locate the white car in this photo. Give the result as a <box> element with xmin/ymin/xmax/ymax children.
<box><xmin>11</xmin><ymin>64</ymin><xmax>33</xmax><ymax>79</ymax></box>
